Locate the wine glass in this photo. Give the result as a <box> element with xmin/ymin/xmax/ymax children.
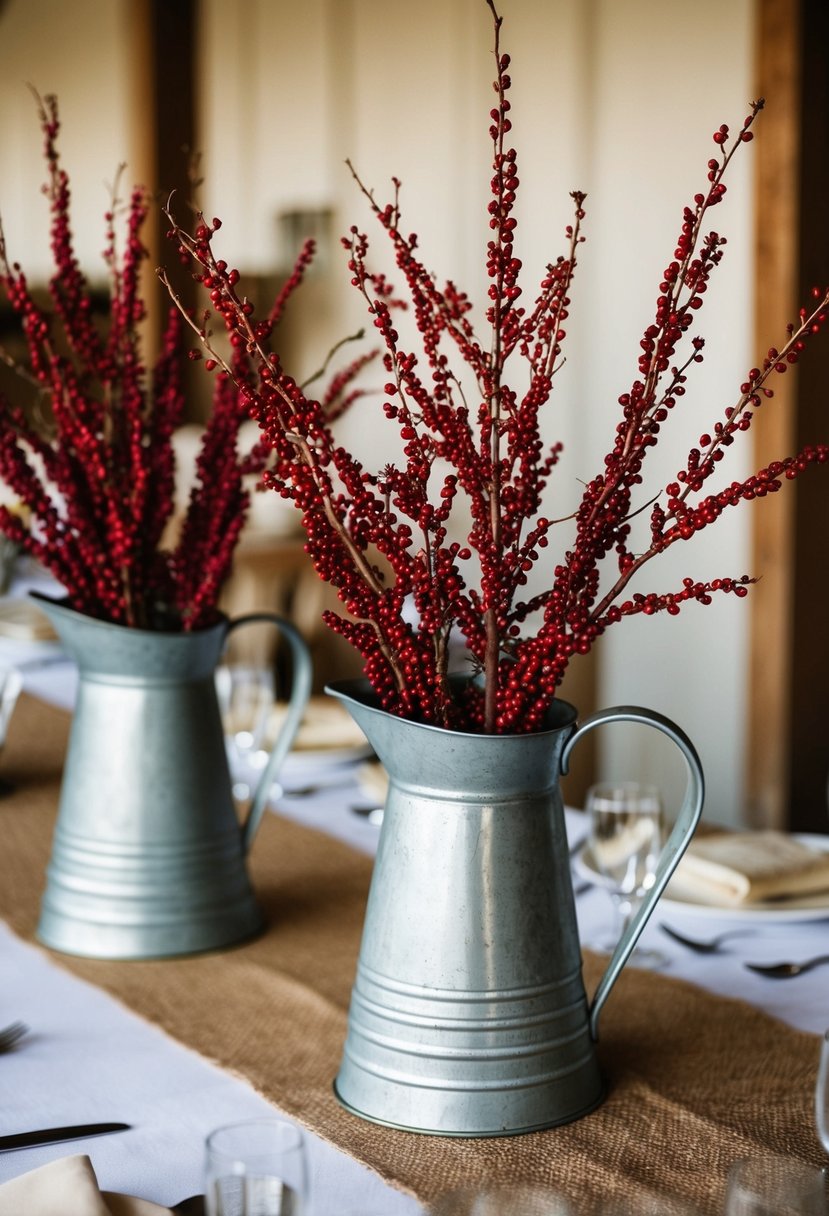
<box><xmin>205</xmin><ymin>1117</ymin><xmax>308</xmax><ymax>1215</ymax></box>
<box><xmin>585</xmin><ymin>781</ymin><xmax>665</xmax><ymax>967</ymax></box>
<box><xmin>817</xmin><ymin>1027</ymin><xmax>829</xmax><ymax>1155</ymax></box>
<box><xmin>215</xmin><ymin>663</ymin><xmax>275</xmax><ymax>801</ymax></box>
<box><xmin>428</xmin><ymin>1185</ymin><xmax>572</xmax><ymax>1215</ymax></box>
<box><xmin>723</xmin><ymin>1154</ymin><xmax>827</xmax><ymax>1215</ymax></box>
<box><xmin>0</xmin><ymin>665</ymin><xmax>22</xmax><ymax>796</ymax></box>
<box><xmin>593</xmin><ymin>1197</ymin><xmax>701</xmax><ymax>1215</ymax></box>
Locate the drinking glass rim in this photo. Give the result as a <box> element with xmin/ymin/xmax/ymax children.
<box><xmin>725</xmin><ymin>1151</ymin><xmax>827</xmax><ymax>1199</ymax></box>
<box><xmin>586</xmin><ymin>781</ymin><xmax>661</xmax><ymax>800</ymax></box>
<box><xmin>586</xmin><ymin>784</ymin><xmax>663</xmax><ymax>820</ymax></box>
<box><xmin>206</xmin><ymin>1116</ymin><xmax>304</xmax><ymax>1166</ymax></box>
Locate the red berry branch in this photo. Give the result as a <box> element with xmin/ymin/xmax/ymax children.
<box><xmin>0</xmin><ymin>93</ymin><xmax>364</xmax><ymax>630</ymax></box>
<box><xmin>164</xmin><ymin>1</ymin><xmax>827</xmax><ymax>731</ymax></box>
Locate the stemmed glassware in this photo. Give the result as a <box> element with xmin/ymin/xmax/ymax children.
<box><xmin>593</xmin><ymin>1197</ymin><xmax>701</xmax><ymax>1216</ymax></box>
<box><xmin>205</xmin><ymin>1118</ymin><xmax>307</xmax><ymax>1215</ymax></box>
<box><xmin>428</xmin><ymin>1186</ymin><xmax>572</xmax><ymax>1215</ymax></box>
<box><xmin>0</xmin><ymin>664</ymin><xmax>22</xmax><ymax>795</ymax></box>
<box><xmin>585</xmin><ymin>781</ymin><xmax>666</xmax><ymax>967</ymax></box>
<box><xmin>215</xmin><ymin>663</ymin><xmax>275</xmax><ymax>802</ymax></box>
<box><xmin>723</xmin><ymin>1154</ymin><xmax>827</xmax><ymax>1215</ymax></box>
<box><xmin>817</xmin><ymin>1027</ymin><xmax>829</xmax><ymax>1156</ymax></box>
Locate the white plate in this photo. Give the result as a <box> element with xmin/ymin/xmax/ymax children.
<box><xmin>575</xmin><ymin>833</ymin><xmax>829</xmax><ymax>923</ymax></box>
<box><xmin>0</xmin><ymin>635</ymin><xmax>65</xmax><ymax>668</ymax></box>
<box><xmin>279</xmin><ymin>742</ymin><xmax>373</xmax><ymax>778</ymax></box>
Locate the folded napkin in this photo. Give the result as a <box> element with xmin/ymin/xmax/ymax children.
<box><xmin>0</xmin><ymin>1154</ymin><xmax>173</xmax><ymax>1216</ymax></box>
<box><xmin>0</xmin><ymin>598</ymin><xmax>57</xmax><ymax>642</ymax></box>
<box><xmin>356</xmin><ymin>759</ymin><xmax>389</xmax><ymax>804</ymax></box>
<box><xmin>592</xmin><ymin>816</ymin><xmax>659</xmax><ymax>872</ymax></box>
<box><xmin>267</xmin><ymin>695</ymin><xmax>368</xmax><ymax>753</ymax></box>
<box><xmin>669</xmin><ymin>830</ymin><xmax>829</xmax><ymax>906</ymax></box>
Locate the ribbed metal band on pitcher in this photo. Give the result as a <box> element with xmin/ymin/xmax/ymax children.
<box><xmin>336</xmin><ymin>962</ymin><xmax>603</xmax><ymax>1135</ymax></box>
<box><xmin>38</xmin><ymin>825</ymin><xmax>262</xmax><ymax>958</ymax></box>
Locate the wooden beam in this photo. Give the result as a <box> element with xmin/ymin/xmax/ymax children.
<box><xmin>746</xmin><ymin>0</ymin><xmax>801</xmax><ymax>828</ymax></box>
<box><xmin>788</xmin><ymin>0</ymin><xmax>829</xmax><ymax>831</ymax></box>
<box><xmin>748</xmin><ymin>0</ymin><xmax>829</xmax><ymax>831</ymax></box>
<box><xmin>123</xmin><ymin>0</ymin><xmax>198</xmax><ymax>388</ymax></box>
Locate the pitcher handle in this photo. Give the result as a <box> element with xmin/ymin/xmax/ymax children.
<box><xmin>224</xmin><ymin>612</ymin><xmax>313</xmax><ymax>853</ymax></box>
<box><xmin>560</xmin><ymin>705</ymin><xmax>704</xmax><ymax>1040</ymax></box>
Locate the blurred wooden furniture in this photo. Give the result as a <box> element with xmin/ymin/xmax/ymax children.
<box><xmin>219</xmin><ymin>530</ymin><xmax>364</xmax><ymax>693</ymax></box>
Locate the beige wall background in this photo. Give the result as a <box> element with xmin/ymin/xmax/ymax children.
<box><xmin>0</xmin><ymin>0</ymin><xmax>759</xmax><ymax>826</ymax></box>
<box><xmin>0</xmin><ymin>0</ymin><xmax>131</xmax><ymax>277</ymax></box>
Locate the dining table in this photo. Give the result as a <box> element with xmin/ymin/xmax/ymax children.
<box><xmin>0</xmin><ymin>586</ymin><xmax>827</xmax><ymax>1214</ymax></box>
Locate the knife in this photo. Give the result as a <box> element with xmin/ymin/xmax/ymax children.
<box><xmin>0</xmin><ymin>1121</ymin><xmax>130</xmax><ymax>1152</ymax></box>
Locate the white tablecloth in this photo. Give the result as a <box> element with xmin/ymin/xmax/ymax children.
<box><xmin>0</xmin><ymin>652</ymin><xmax>827</xmax><ymax>1212</ymax></box>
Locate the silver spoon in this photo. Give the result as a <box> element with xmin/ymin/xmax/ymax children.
<box><xmin>350</xmin><ymin>803</ymin><xmax>385</xmax><ymax>826</ymax></box>
<box><xmin>659</xmin><ymin>923</ymin><xmax>752</xmax><ymax>954</ymax></box>
<box><xmin>745</xmin><ymin>954</ymin><xmax>829</xmax><ymax>979</ymax></box>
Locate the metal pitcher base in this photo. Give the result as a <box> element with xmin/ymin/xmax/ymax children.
<box><xmin>36</xmin><ymin>882</ymin><xmax>264</xmax><ymax>960</ymax></box>
<box><xmin>36</xmin><ymin>904</ymin><xmax>263</xmax><ymax>961</ymax></box>
<box><xmin>332</xmin><ymin>1080</ymin><xmax>605</xmax><ymax>1138</ymax></box>
<box><xmin>35</xmin><ymin>825</ymin><xmax>265</xmax><ymax>959</ymax></box>
<box><xmin>331</xmin><ymin>961</ymin><xmax>605</xmax><ymax>1137</ymax></box>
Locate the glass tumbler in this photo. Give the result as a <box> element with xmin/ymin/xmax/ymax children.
<box><xmin>205</xmin><ymin>1118</ymin><xmax>308</xmax><ymax>1216</ymax></box>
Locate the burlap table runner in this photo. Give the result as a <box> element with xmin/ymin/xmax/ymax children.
<box><xmin>0</xmin><ymin>693</ymin><xmax>824</xmax><ymax>1214</ymax></box>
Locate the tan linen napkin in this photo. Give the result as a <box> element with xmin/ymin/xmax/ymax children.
<box><xmin>267</xmin><ymin>695</ymin><xmax>368</xmax><ymax>752</ymax></box>
<box><xmin>0</xmin><ymin>1154</ymin><xmax>172</xmax><ymax>1216</ymax></box>
<box><xmin>0</xmin><ymin>598</ymin><xmax>57</xmax><ymax>641</ymax></box>
<box><xmin>669</xmin><ymin>830</ymin><xmax>829</xmax><ymax>906</ymax></box>
<box><xmin>355</xmin><ymin>759</ymin><xmax>388</xmax><ymax>804</ymax></box>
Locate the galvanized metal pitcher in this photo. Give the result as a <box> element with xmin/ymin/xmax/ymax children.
<box><xmin>326</xmin><ymin>679</ymin><xmax>704</xmax><ymax>1137</ymax></box>
<box><xmin>34</xmin><ymin>595</ymin><xmax>312</xmax><ymax>960</ymax></box>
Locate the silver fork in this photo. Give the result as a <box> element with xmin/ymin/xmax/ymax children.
<box><xmin>0</xmin><ymin>1021</ymin><xmax>28</xmax><ymax>1052</ymax></box>
<box><xmin>744</xmin><ymin>954</ymin><xmax>829</xmax><ymax>979</ymax></box>
<box><xmin>659</xmin><ymin>923</ymin><xmax>752</xmax><ymax>953</ymax></box>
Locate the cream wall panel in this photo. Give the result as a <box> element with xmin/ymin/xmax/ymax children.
<box><xmin>199</xmin><ymin>0</ymin><xmax>334</xmax><ymax>270</ymax></box>
<box><xmin>580</xmin><ymin>0</ymin><xmax>754</xmax><ymax>826</ymax></box>
<box><xmin>0</xmin><ymin>0</ymin><xmax>131</xmax><ymax>280</ymax></box>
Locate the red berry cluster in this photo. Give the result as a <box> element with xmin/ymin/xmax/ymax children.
<box><xmin>165</xmin><ymin>3</ymin><xmax>827</xmax><ymax>731</ymax></box>
<box><xmin>0</xmin><ymin>93</ymin><xmax>331</xmax><ymax>630</ymax></box>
